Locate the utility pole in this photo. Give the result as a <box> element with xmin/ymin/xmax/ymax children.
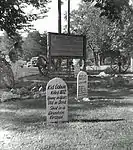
<box><xmin>67</xmin><ymin>0</ymin><xmax>70</xmax><ymax>34</ymax></box>
<box><xmin>58</xmin><ymin>0</ymin><xmax>62</xmax><ymax>71</ymax></box>
<box><xmin>67</xmin><ymin>0</ymin><xmax>71</xmax><ymax>77</ymax></box>
<box><xmin>58</xmin><ymin>0</ymin><xmax>61</xmax><ymax>33</ymax></box>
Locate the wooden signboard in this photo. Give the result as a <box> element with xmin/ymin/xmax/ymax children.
<box><xmin>48</xmin><ymin>32</ymin><xmax>86</xmax><ymax>58</ymax></box>
<box><xmin>46</xmin><ymin>78</ymin><xmax>68</xmax><ymax>123</ymax></box>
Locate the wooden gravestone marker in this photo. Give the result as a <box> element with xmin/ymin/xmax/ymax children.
<box><xmin>46</xmin><ymin>78</ymin><xmax>68</xmax><ymax>123</ymax></box>
<box><xmin>77</xmin><ymin>71</ymin><xmax>88</xmax><ymax>100</ymax></box>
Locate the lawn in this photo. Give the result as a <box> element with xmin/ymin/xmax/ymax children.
<box><xmin>1</xmin><ymin>87</ymin><xmax>133</xmax><ymax>150</ymax></box>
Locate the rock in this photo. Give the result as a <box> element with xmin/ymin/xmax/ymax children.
<box><xmin>21</xmin><ymin>95</ymin><xmax>31</xmax><ymax>100</ymax></box>
<box><xmin>10</xmin><ymin>88</ymin><xmax>17</xmax><ymax>94</ymax></box>
<box><xmin>98</xmin><ymin>71</ymin><xmax>109</xmax><ymax>78</ymax></box>
<box><xmin>82</xmin><ymin>98</ymin><xmax>90</xmax><ymax>102</ymax></box>
<box><xmin>1</xmin><ymin>91</ymin><xmax>20</xmax><ymax>102</ymax></box>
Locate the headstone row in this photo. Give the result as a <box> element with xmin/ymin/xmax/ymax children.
<box><xmin>46</xmin><ymin>71</ymin><xmax>88</xmax><ymax>123</ymax></box>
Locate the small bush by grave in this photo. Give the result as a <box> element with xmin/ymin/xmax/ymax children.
<box><xmin>104</xmin><ymin>67</ymin><xmax>114</xmax><ymax>74</ymax></box>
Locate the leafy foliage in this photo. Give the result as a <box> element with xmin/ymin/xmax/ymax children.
<box><xmin>0</xmin><ymin>32</ymin><xmax>23</xmax><ymax>56</ymax></box>
<box><xmin>0</xmin><ymin>0</ymin><xmax>50</xmax><ymax>37</ymax></box>
<box><xmin>22</xmin><ymin>31</ymin><xmax>47</xmax><ymax>61</ymax></box>
<box><xmin>64</xmin><ymin>2</ymin><xmax>110</xmax><ymax>65</ymax></box>
<box><xmin>64</xmin><ymin>0</ymin><xmax>133</xmax><ymax>65</ymax></box>
<box><xmin>83</xmin><ymin>0</ymin><xmax>133</xmax><ymax>22</ymax></box>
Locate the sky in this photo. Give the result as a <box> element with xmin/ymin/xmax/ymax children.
<box><xmin>1</xmin><ymin>0</ymin><xmax>133</xmax><ymax>36</ymax></box>
<box><xmin>0</xmin><ymin>0</ymin><xmax>81</xmax><ymax>36</ymax></box>
<box><xmin>32</xmin><ymin>0</ymin><xmax>133</xmax><ymax>34</ymax></box>
<box><xmin>33</xmin><ymin>0</ymin><xmax>81</xmax><ymax>33</ymax></box>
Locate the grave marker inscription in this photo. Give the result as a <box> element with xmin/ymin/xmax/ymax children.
<box><xmin>46</xmin><ymin>78</ymin><xmax>68</xmax><ymax>123</ymax></box>
<box><xmin>77</xmin><ymin>71</ymin><xmax>88</xmax><ymax>100</ymax></box>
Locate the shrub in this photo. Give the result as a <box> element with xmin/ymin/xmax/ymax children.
<box><xmin>104</xmin><ymin>67</ymin><xmax>114</xmax><ymax>74</ymax></box>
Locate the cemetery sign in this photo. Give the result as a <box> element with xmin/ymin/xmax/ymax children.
<box><xmin>48</xmin><ymin>32</ymin><xmax>86</xmax><ymax>58</ymax></box>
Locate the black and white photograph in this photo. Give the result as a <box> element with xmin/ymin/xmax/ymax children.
<box><xmin>0</xmin><ymin>0</ymin><xmax>133</xmax><ymax>149</ymax></box>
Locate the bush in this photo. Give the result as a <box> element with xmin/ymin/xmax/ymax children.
<box><xmin>104</xmin><ymin>67</ymin><xmax>114</xmax><ymax>74</ymax></box>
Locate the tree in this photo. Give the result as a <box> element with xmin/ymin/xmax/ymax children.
<box><xmin>82</xmin><ymin>0</ymin><xmax>133</xmax><ymax>73</ymax></box>
<box><xmin>22</xmin><ymin>31</ymin><xmax>47</xmax><ymax>61</ymax></box>
<box><xmin>0</xmin><ymin>32</ymin><xmax>23</xmax><ymax>55</ymax></box>
<box><xmin>83</xmin><ymin>0</ymin><xmax>133</xmax><ymax>22</ymax></box>
<box><xmin>64</xmin><ymin>2</ymin><xmax>110</xmax><ymax>65</ymax></box>
<box><xmin>0</xmin><ymin>0</ymin><xmax>50</xmax><ymax>37</ymax></box>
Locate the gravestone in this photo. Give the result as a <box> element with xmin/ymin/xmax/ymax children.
<box><xmin>130</xmin><ymin>57</ymin><xmax>133</xmax><ymax>72</ymax></box>
<box><xmin>46</xmin><ymin>77</ymin><xmax>68</xmax><ymax>123</ymax></box>
<box><xmin>77</xmin><ymin>71</ymin><xmax>88</xmax><ymax>100</ymax></box>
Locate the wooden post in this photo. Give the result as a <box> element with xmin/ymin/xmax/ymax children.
<box><xmin>83</xmin><ymin>36</ymin><xmax>86</xmax><ymax>71</ymax></box>
<box><xmin>67</xmin><ymin>0</ymin><xmax>71</xmax><ymax>78</ymax></box>
<box><xmin>58</xmin><ymin>0</ymin><xmax>61</xmax><ymax>33</ymax></box>
<box><xmin>131</xmin><ymin>57</ymin><xmax>133</xmax><ymax>72</ymax></box>
<box><xmin>47</xmin><ymin>33</ymin><xmax>51</xmax><ymax>75</ymax></box>
<box><xmin>67</xmin><ymin>0</ymin><xmax>70</xmax><ymax>34</ymax></box>
<box><xmin>57</xmin><ymin>0</ymin><xmax>62</xmax><ymax>74</ymax></box>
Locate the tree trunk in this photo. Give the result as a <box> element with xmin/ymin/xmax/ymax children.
<box><xmin>93</xmin><ymin>51</ymin><xmax>99</xmax><ymax>66</ymax></box>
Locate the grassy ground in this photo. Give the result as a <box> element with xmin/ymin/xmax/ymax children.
<box><xmin>1</xmin><ymin>87</ymin><xmax>133</xmax><ymax>150</ymax></box>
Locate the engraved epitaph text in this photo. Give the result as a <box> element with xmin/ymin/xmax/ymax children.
<box><xmin>46</xmin><ymin>78</ymin><xmax>68</xmax><ymax>123</ymax></box>
<box><xmin>77</xmin><ymin>71</ymin><xmax>88</xmax><ymax>99</ymax></box>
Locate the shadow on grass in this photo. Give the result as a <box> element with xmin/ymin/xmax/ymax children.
<box><xmin>4</xmin><ymin>97</ymin><xmax>133</xmax><ymax>113</ymax></box>
<box><xmin>68</xmin><ymin>118</ymin><xmax>125</xmax><ymax>123</ymax></box>
<box><xmin>68</xmin><ymin>87</ymin><xmax>133</xmax><ymax>111</ymax></box>
<box><xmin>0</xmin><ymin>87</ymin><xmax>133</xmax><ymax>133</ymax></box>
<box><xmin>68</xmin><ymin>98</ymin><xmax>133</xmax><ymax>112</ymax></box>
<box><xmin>1</xmin><ymin>99</ymin><xmax>46</xmax><ymax>110</ymax></box>
<box><xmin>1</xmin><ymin>112</ymin><xmax>47</xmax><ymax>132</ymax></box>
<box><xmin>88</xmin><ymin>88</ymin><xmax>133</xmax><ymax>98</ymax></box>
<box><xmin>2</xmin><ymin>89</ymin><xmax>133</xmax><ymax>112</ymax></box>
<box><xmin>15</xmin><ymin>115</ymin><xmax>46</xmax><ymax>124</ymax></box>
